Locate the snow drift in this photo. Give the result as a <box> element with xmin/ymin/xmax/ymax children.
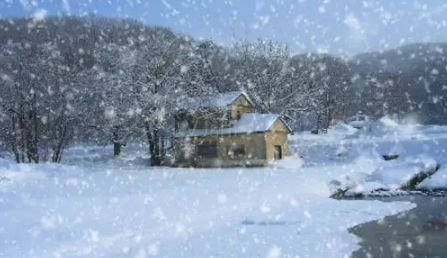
<box><xmin>417</xmin><ymin>167</ymin><xmax>447</xmax><ymax>190</ymax></box>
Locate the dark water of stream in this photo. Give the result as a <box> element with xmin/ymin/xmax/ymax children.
<box><xmin>350</xmin><ymin>196</ymin><xmax>447</xmax><ymax>258</ymax></box>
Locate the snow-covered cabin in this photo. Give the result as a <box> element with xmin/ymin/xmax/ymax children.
<box><xmin>173</xmin><ymin>91</ymin><xmax>292</xmax><ymax>167</ymax></box>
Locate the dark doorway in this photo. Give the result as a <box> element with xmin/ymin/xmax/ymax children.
<box><xmin>274</xmin><ymin>145</ymin><xmax>282</xmax><ymax>160</ymax></box>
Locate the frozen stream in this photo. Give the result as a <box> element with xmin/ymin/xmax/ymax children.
<box><xmin>350</xmin><ymin>196</ymin><xmax>447</xmax><ymax>258</ymax></box>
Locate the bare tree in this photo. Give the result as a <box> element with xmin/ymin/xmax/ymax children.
<box><xmin>86</xmin><ymin>43</ymin><xmax>140</xmax><ymax>156</ymax></box>
<box><xmin>232</xmin><ymin>39</ymin><xmax>292</xmax><ymax>113</ymax></box>
<box><xmin>0</xmin><ymin>42</ymin><xmax>82</xmax><ymax>163</ymax></box>
<box><xmin>128</xmin><ymin>30</ymin><xmax>195</xmax><ymax>166</ymax></box>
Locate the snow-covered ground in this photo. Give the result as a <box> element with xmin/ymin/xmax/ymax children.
<box><xmin>0</xmin><ymin>158</ymin><xmax>414</xmax><ymax>258</ymax></box>
<box><xmin>2</xmin><ymin>117</ymin><xmax>447</xmax><ymax>258</ymax></box>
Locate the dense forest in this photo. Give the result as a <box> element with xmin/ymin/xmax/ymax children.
<box><xmin>0</xmin><ymin>15</ymin><xmax>446</xmax><ymax>164</ymax></box>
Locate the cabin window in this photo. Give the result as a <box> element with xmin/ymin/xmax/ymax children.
<box><xmin>236</xmin><ymin>111</ymin><xmax>241</xmax><ymax>120</ymax></box>
<box><xmin>196</xmin><ymin>143</ymin><xmax>218</xmax><ymax>158</ymax></box>
<box><xmin>227</xmin><ymin>144</ymin><xmax>246</xmax><ymax>159</ymax></box>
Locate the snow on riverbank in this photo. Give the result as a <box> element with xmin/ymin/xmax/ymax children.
<box><xmin>418</xmin><ymin>168</ymin><xmax>447</xmax><ymax>190</ymax></box>
<box><xmin>344</xmin><ymin>156</ymin><xmax>439</xmax><ymax>195</ymax></box>
<box><xmin>294</xmin><ymin>119</ymin><xmax>447</xmax><ymax>196</ymax></box>
<box><xmin>0</xmin><ymin>157</ymin><xmax>414</xmax><ymax>258</ymax></box>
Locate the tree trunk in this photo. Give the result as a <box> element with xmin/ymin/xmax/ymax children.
<box><xmin>113</xmin><ymin>142</ymin><xmax>121</xmax><ymax>157</ymax></box>
<box><xmin>11</xmin><ymin>116</ymin><xmax>20</xmax><ymax>163</ymax></box>
<box><xmin>146</xmin><ymin>119</ymin><xmax>162</xmax><ymax>166</ymax></box>
<box><xmin>52</xmin><ymin>123</ymin><xmax>68</xmax><ymax>163</ymax></box>
<box><xmin>112</xmin><ymin>129</ymin><xmax>121</xmax><ymax>157</ymax></box>
<box><xmin>316</xmin><ymin>113</ymin><xmax>321</xmax><ymax>130</ymax></box>
<box><xmin>145</xmin><ymin>121</ymin><xmax>156</xmax><ymax>166</ymax></box>
<box><xmin>152</xmin><ymin>127</ymin><xmax>161</xmax><ymax>166</ymax></box>
<box><xmin>161</xmin><ymin>135</ymin><xmax>165</xmax><ymax>157</ymax></box>
<box><xmin>31</xmin><ymin>107</ymin><xmax>39</xmax><ymax>164</ymax></box>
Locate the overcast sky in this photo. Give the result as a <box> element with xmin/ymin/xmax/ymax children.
<box><xmin>1</xmin><ymin>0</ymin><xmax>447</xmax><ymax>55</ymax></box>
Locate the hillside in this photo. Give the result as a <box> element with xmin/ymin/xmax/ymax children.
<box><xmin>349</xmin><ymin>43</ymin><xmax>447</xmax><ymax>124</ymax></box>
<box><xmin>351</xmin><ymin>42</ymin><xmax>447</xmax><ymax>74</ymax></box>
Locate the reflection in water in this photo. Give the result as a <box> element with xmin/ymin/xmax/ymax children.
<box><xmin>350</xmin><ymin>196</ymin><xmax>447</xmax><ymax>258</ymax></box>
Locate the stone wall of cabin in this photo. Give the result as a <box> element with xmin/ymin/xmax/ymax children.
<box><xmin>227</xmin><ymin>96</ymin><xmax>252</xmax><ymax>126</ymax></box>
<box><xmin>175</xmin><ymin>133</ymin><xmax>267</xmax><ymax>167</ymax></box>
<box><xmin>265</xmin><ymin>119</ymin><xmax>291</xmax><ymax>161</ymax></box>
<box><xmin>265</xmin><ymin>131</ymin><xmax>290</xmax><ymax>161</ymax></box>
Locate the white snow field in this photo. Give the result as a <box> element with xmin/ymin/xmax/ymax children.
<box><xmin>2</xmin><ymin>118</ymin><xmax>447</xmax><ymax>258</ymax></box>
<box><xmin>0</xmin><ymin>159</ymin><xmax>414</xmax><ymax>258</ymax></box>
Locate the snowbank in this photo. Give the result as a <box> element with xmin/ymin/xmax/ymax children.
<box><xmin>0</xmin><ymin>157</ymin><xmax>11</xmax><ymax>168</ymax></box>
<box><xmin>417</xmin><ymin>167</ymin><xmax>447</xmax><ymax>190</ymax></box>
<box><xmin>328</xmin><ymin>123</ymin><xmax>358</xmax><ymax>136</ymax></box>
<box><xmin>348</xmin><ymin>116</ymin><xmax>400</xmax><ymax>139</ymax></box>
<box><xmin>336</xmin><ymin>155</ymin><xmax>439</xmax><ymax>197</ymax></box>
<box><xmin>0</xmin><ymin>158</ymin><xmax>11</xmax><ymax>185</ymax></box>
<box><xmin>346</xmin><ymin>182</ymin><xmax>390</xmax><ymax>196</ymax></box>
<box><xmin>290</xmin><ymin>124</ymin><xmax>358</xmax><ymax>166</ymax></box>
<box><xmin>327</xmin><ymin>150</ymin><xmax>384</xmax><ymax>193</ymax></box>
<box><xmin>269</xmin><ymin>155</ymin><xmax>304</xmax><ymax>169</ymax></box>
<box><xmin>327</xmin><ymin>152</ymin><xmax>440</xmax><ymax>197</ymax></box>
<box><xmin>291</xmin><ymin>121</ymin><xmax>447</xmax><ymax>197</ymax></box>
<box><xmin>366</xmin><ymin>156</ymin><xmax>438</xmax><ymax>189</ymax></box>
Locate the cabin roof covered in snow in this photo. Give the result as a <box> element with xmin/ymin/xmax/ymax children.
<box><xmin>184</xmin><ymin>91</ymin><xmax>253</xmax><ymax>110</ymax></box>
<box><xmin>176</xmin><ymin>113</ymin><xmax>292</xmax><ymax>137</ymax></box>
